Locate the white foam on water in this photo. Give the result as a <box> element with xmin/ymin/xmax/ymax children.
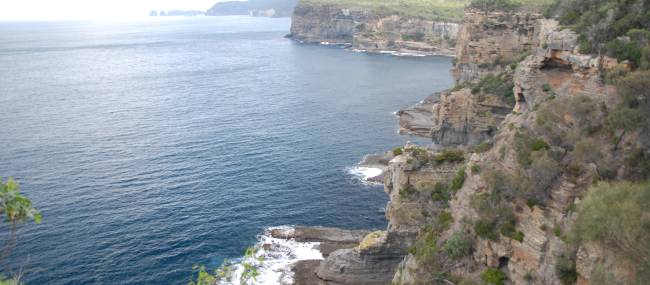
<box><xmin>216</xmin><ymin>226</ymin><xmax>323</xmax><ymax>285</ymax></box>
<box><xmin>347</xmin><ymin>166</ymin><xmax>383</xmax><ymax>184</ymax></box>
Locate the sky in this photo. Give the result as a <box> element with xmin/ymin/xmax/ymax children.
<box><xmin>0</xmin><ymin>0</ymin><xmax>235</xmax><ymax>21</ymax></box>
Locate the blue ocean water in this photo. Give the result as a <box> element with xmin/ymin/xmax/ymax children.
<box><xmin>0</xmin><ymin>16</ymin><xmax>453</xmax><ymax>284</ymax></box>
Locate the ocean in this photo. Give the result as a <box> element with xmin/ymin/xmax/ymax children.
<box><xmin>0</xmin><ymin>16</ymin><xmax>453</xmax><ymax>284</ymax></box>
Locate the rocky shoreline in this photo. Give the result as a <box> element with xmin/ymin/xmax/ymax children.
<box><xmin>262</xmin><ymin>2</ymin><xmax>649</xmax><ymax>285</ymax></box>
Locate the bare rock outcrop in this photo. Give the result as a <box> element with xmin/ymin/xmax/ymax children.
<box><xmin>453</xmin><ymin>9</ymin><xmax>547</xmax><ymax>83</ymax></box>
<box><xmin>397</xmin><ymin>87</ymin><xmax>512</xmax><ymax>147</ymax></box>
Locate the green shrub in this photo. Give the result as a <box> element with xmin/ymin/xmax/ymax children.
<box><xmin>573</xmin><ymin>181</ymin><xmax>650</xmax><ymax>281</ymax></box>
<box><xmin>431</xmin><ymin>182</ymin><xmax>451</xmax><ymax>203</ymax></box>
<box><xmin>541</xmin><ymin>83</ymin><xmax>552</xmax><ymax>92</ymax></box>
<box><xmin>474</xmin><ymin>219</ymin><xmax>498</xmax><ymax>241</ymax></box>
<box><xmin>444</xmin><ymin>231</ymin><xmax>472</xmax><ymax>260</ymax></box>
<box><xmin>473</xmin><ymin>142</ymin><xmax>493</xmax><ymax>153</ymax></box>
<box><xmin>604</xmin><ymin>70</ymin><xmax>650</xmax><ymax>152</ymax></box>
<box><xmin>606</xmin><ymin>106</ymin><xmax>645</xmax><ymax>132</ymax></box>
<box><xmin>407</xmin><ymin>246</ymin><xmax>417</xmax><ymax>255</ymax></box>
<box><xmin>401</xmin><ymin>32</ymin><xmax>425</xmax><ymax>42</ymax></box>
<box><xmin>471</xmin><ymin>73</ymin><xmax>515</xmax><ymax>105</ymax></box>
<box><xmin>399</xmin><ymin>184</ymin><xmax>416</xmax><ymax>198</ymax></box>
<box><xmin>514</xmin><ymin>131</ymin><xmax>549</xmax><ymax>166</ymax></box>
<box><xmin>604</xmin><ymin>64</ymin><xmax>630</xmax><ymax>84</ymax></box>
<box><xmin>449</xmin><ymin>168</ymin><xmax>466</xmax><ymax>192</ymax></box>
<box><xmin>497</xmin><ymin>216</ymin><xmax>523</xmax><ymax>242</ymax></box>
<box><xmin>434</xmin><ymin>149</ymin><xmax>465</xmax><ymax>163</ymax></box>
<box><xmin>511</xmin><ymin>231</ymin><xmax>524</xmax><ymax>242</ymax></box>
<box><xmin>438</xmin><ymin>211</ymin><xmax>454</xmax><ymax>230</ymax></box>
<box><xmin>470</xmin><ymin>164</ymin><xmax>481</xmax><ymax>174</ymax></box>
<box><xmin>554</xmin><ymin>0</ymin><xmax>650</xmax><ymax>60</ymax></box>
<box><xmin>555</xmin><ymin>256</ymin><xmax>578</xmax><ymax>285</ymax></box>
<box><xmin>530</xmin><ymin>139</ymin><xmax>549</xmax><ymax>151</ymax></box>
<box><xmin>469</xmin><ymin>0</ymin><xmax>520</xmax><ymax>11</ymax></box>
<box><xmin>392</xmin><ymin>147</ymin><xmax>403</xmax><ymax>156</ymax></box>
<box><xmin>412</xmin><ymin>226</ymin><xmax>441</xmax><ymax>266</ymax></box>
<box><xmin>481</xmin><ymin>268</ymin><xmax>507</xmax><ymax>285</ymax></box>
<box><xmin>527</xmin><ymin>151</ymin><xmax>560</xmax><ymax>203</ymax></box>
<box><xmin>607</xmin><ymin>38</ymin><xmax>644</xmax><ymax>67</ymax></box>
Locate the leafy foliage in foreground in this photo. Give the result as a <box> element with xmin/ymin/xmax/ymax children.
<box><xmin>0</xmin><ymin>178</ymin><xmax>41</xmax><ymax>283</ymax></box>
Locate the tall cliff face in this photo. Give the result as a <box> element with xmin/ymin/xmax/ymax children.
<box><xmin>286</xmin><ymin>4</ymin><xmax>648</xmax><ymax>285</ymax></box>
<box><xmin>452</xmin><ymin>9</ymin><xmax>549</xmax><ymax>83</ymax></box>
<box><xmin>398</xmin><ymin>8</ymin><xmax>553</xmax><ymax>146</ymax></box>
<box><xmin>289</xmin><ymin>2</ymin><xmax>459</xmax><ymax>55</ymax></box>
<box><xmin>390</xmin><ymin>17</ymin><xmax>644</xmax><ymax>285</ymax></box>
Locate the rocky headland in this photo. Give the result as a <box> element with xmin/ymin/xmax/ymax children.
<box><xmin>206</xmin><ymin>0</ymin><xmax>299</xmax><ymax>17</ymax></box>
<box><xmin>274</xmin><ymin>1</ymin><xmax>650</xmax><ymax>284</ymax></box>
<box><xmin>287</xmin><ymin>0</ymin><xmax>462</xmax><ymax>55</ymax></box>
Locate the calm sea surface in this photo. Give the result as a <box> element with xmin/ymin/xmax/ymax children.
<box><xmin>0</xmin><ymin>16</ymin><xmax>453</xmax><ymax>284</ymax></box>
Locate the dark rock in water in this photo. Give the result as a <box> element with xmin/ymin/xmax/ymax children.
<box><xmin>270</xmin><ymin>226</ymin><xmax>368</xmax><ymax>257</ymax></box>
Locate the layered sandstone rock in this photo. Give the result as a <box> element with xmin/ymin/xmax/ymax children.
<box><xmin>392</xmin><ymin>10</ymin><xmax>637</xmax><ymax>285</ymax></box>
<box><xmin>453</xmin><ymin>9</ymin><xmax>548</xmax><ymax>83</ymax></box>
<box><xmin>289</xmin><ymin>2</ymin><xmax>459</xmax><ymax>55</ymax></box>
<box><xmin>314</xmin><ymin>144</ymin><xmax>464</xmax><ymax>284</ymax></box>
<box><xmin>398</xmin><ymin>87</ymin><xmax>512</xmax><ymax>146</ymax></box>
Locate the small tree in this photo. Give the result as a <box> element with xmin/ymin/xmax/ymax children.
<box><xmin>0</xmin><ymin>178</ymin><xmax>41</xmax><ymax>259</ymax></box>
<box><xmin>0</xmin><ymin>177</ymin><xmax>41</xmax><ymax>284</ymax></box>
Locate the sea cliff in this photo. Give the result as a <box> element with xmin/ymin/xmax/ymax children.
<box><xmin>288</xmin><ymin>1</ymin><xmax>461</xmax><ymax>56</ymax></box>
<box><xmin>280</xmin><ymin>2</ymin><xmax>650</xmax><ymax>284</ymax></box>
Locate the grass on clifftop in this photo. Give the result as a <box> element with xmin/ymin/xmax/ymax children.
<box><xmin>300</xmin><ymin>0</ymin><xmax>469</xmax><ymax>21</ymax></box>
<box><xmin>300</xmin><ymin>0</ymin><xmax>555</xmax><ymax>21</ymax></box>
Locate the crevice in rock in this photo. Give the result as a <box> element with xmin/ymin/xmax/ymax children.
<box><xmin>498</xmin><ymin>256</ymin><xmax>510</xmax><ymax>270</ymax></box>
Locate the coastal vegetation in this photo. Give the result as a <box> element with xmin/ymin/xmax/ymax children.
<box><xmin>469</xmin><ymin>0</ymin><xmax>554</xmax><ymax>11</ymax></box>
<box><xmin>0</xmin><ymin>178</ymin><xmax>41</xmax><ymax>285</ymax></box>
<box><xmin>300</xmin><ymin>0</ymin><xmax>470</xmax><ymax>21</ymax></box>
<box><xmin>189</xmin><ymin>246</ymin><xmax>262</xmax><ymax>285</ymax></box>
<box><xmin>547</xmin><ymin>0</ymin><xmax>650</xmax><ymax>62</ymax></box>
<box><xmin>572</xmin><ymin>181</ymin><xmax>650</xmax><ymax>283</ymax></box>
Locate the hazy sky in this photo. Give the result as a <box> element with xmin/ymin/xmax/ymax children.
<box><xmin>0</xmin><ymin>0</ymin><xmax>232</xmax><ymax>21</ymax></box>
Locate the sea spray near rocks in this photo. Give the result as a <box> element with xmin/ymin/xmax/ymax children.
<box><xmin>220</xmin><ymin>226</ymin><xmax>370</xmax><ymax>284</ymax></box>
<box><xmin>216</xmin><ymin>226</ymin><xmax>324</xmax><ymax>285</ymax></box>
<box><xmin>347</xmin><ymin>167</ymin><xmax>383</xmax><ymax>184</ymax></box>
